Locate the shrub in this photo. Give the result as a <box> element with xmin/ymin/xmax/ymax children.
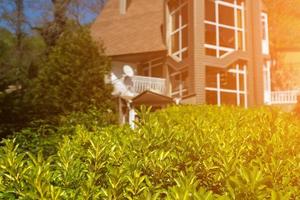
<box><xmin>0</xmin><ymin>105</ymin><xmax>299</xmax><ymax>199</ymax></box>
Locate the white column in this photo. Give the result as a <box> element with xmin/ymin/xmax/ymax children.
<box><xmin>129</xmin><ymin>108</ymin><xmax>136</xmax><ymax>129</ymax></box>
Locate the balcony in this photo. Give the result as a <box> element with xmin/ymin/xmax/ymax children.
<box><xmin>269</xmin><ymin>90</ymin><xmax>299</xmax><ymax>105</ymax></box>
<box><xmin>131</xmin><ymin>76</ymin><xmax>167</xmax><ymax>95</ymax></box>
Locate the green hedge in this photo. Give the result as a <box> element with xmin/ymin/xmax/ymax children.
<box><xmin>0</xmin><ymin>105</ymin><xmax>299</xmax><ymax>199</ymax></box>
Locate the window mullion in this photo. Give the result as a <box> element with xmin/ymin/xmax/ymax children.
<box><xmin>234</xmin><ymin>0</ymin><xmax>238</xmax><ymax>50</ymax></box>
<box><xmin>243</xmin><ymin>65</ymin><xmax>248</xmax><ymax>108</ymax></box>
<box><xmin>215</xmin><ymin>1</ymin><xmax>220</xmax><ymax>58</ymax></box>
<box><xmin>241</xmin><ymin>2</ymin><xmax>246</xmax><ymax>51</ymax></box>
<box><xmin>236</xmin><ymin>64</ymin><xmax>240</xmax><ymax>106</ymax></box>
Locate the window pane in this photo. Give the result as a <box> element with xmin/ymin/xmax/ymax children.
<box><xmin>168</xmin><ymin>0</ymin><xmax>179</xmax><ymax>12</ymax></box>
<box><xmin>182</xmin><ymin>27</ymin><xmax>188</xmax><ymax>48</ymax></box>
<box><xmin>240</xmin><ymin>94</ymin><xmax>245</xmax><ymax>107</ymax></box>
<box><xmin>238</xmin><ymin>31</ymin><xmax>243</xmax><ymax>50</ymax></box>
<box><xmin>206</xmin><ymin>91</ymin><xmax>218</xmax><ymax>105</ymax></box>
<box><xmin>171</xmin><ymin>12</ymin><xmax>180</xmax><ymax>31</ymax></box>
<box><xmin>143</xmin><ymin>68</ymin><xmax>150</xmax><ymax>76</ymax></box>
<box><xmin>206</xmin><ymin>48</ymin><xmax>217</xmax><ymax>57</ymax></box>
<box><xmin>182</xmin><ymin>4</ymin><xmax>188</xmax><ymax>26</ymax></box>
<box><xmin>151</xmin><ymin>66</ymin><xmax>163</xmax><ymax>78</ymax></box>
<box><xmin>237</xmin><ymin>9</ymin><xmax>243</xmax><ymax>28</ymax></box>
<box><xmin>171</xmin><ymin>32</ymin><xmax>180</xmax><ymax>53</ymax></box>
<box><xmin>205</xmin><ymin>24</ymin><xmax>216</xmax><ymax>45</ymax></box>
<box><xmin>220</xmin><ymin>50</ymin><xmax>230</xmax><ymax>57</ymax></box>
<box><xmin>219</xmin><ymin>27</ymin><xmax>235</xmax><ymax>48</ymax></box>
<box><xmin>239</xmin><ymin>73</ymin><xmax>245</xmax><ymax>90</ymax></box>
<box><xmin>219</xmin><ymin>5</ymin><xmax>234</xmax><ymax>26</ymax></box>
<box><xmin>221</xmin><ymin>92</ymin><xmax>237</xmax><ymax>105</ymax></box>
<box><xmin>182</xmin><ymin>49</ymin><xmax>188</xmax><ymax>59</ymax></box>
<box><xmin>205</xmin><ymin>0</ymin><xmax>215</xmax><ymax>22</ymax></box>
<box><xmin>220</xmin><ymin>72</ymin><xmax>237</xmax><ymax>90</ymax></box>
<box><xmin>206</xmin><ymin>67</ymin><xmax>218</xmax><ymax>88</ymax></box>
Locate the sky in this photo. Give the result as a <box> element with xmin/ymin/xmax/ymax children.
<box><xmin>0</xmin><ymin>0</ymin><xmax>104</xmax><ymax>33</ymax></box>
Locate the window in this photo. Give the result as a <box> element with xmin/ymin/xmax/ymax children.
<box><xmin>205</xmin><ymin>0</ymin><xmax>245</xmax><ymax>58</ymax></box>
<box><xmin>206</xmin><ymin>64</ymin><xmax>248</xmax><ymax>107</ymax></box>
<box><xmin>261</xmin><ymin>13</ymin><xmax>270</xmax><ymax>55</ymax></box>
<box><xmin>170</xmin><ymin>68</ymin><xmax>189</xmax><ymax>98</ymax></box>
<box><xmin>168</xmin><ymin>0</ymin><xmax>188</xmax><ymax>62</ymax></box>
<box><xmin>263</xmin><ymin>61</ymin><xmax>271</xmax><ymax>104</ymax></box>
<box><xmin>140</xmin><ymin>57</ymin><xmax>164</xmax><ymax>78</ymax></box>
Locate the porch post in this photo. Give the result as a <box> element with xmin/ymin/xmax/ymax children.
<box><xmin>129</xmin><ymin>107</ymin><xmax>136</xmax><ymax>129</ymax></box>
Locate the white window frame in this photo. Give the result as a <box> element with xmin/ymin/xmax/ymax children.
<box><xmin>206</xmin><ymin>64</ymin><xmax>248</xmax><ymax>108</ymax></box>
<box><xmin>261</xmin><ymin>12</ymin><xmax>270</xmax><ymax>55</ymax></box>
<box><xmin>167</xmin><ymin>0</ymin><xmax>188</xmax><ymax>62</ymax></box>
<box><xmin>170</xmin><ymin>69</ymin><xmax>188</xmax><ymax>98</ymax></box>
<box><xmin>263</xmin><ymin>61</ymin><xmax>272</xmax><ymax>104</ymax></box>
<box><xmin>204</xmin><ymin>0</ymin><xmax>246</xmax><ymax>58</ymax></box>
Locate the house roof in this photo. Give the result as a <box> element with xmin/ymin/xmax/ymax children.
<box><xmin>131</xmin><ymin>90</ymin><xmax>174</xmax><ymax>107</ymax></box>
<box><xmin>91</xmin><ymin>0</ymin><xmax>167</xmax><ymax>56</ymax></box>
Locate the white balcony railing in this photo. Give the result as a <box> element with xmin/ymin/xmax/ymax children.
<box><xmin>131</xmin><ymin>75</ymin><xmax>167</xmax><ymax>95</ymax></box>
<box><xmin>270</xmin><ymin>90</ymin><xmax>299</xmax><ymax>105</ymax></box>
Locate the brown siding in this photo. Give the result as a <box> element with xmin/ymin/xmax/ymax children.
<box><xmin>192</xmin><ymin>0</ymin><xmax>206</xmax><ymax>104</ymax></box>
<box><xmin>245</xmin><ymin>0</ymin><xmax>265</xmax><ymax>106</ymax></box>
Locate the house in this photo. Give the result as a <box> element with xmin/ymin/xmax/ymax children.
<box><xmin>91</xmin><ymin>0</ymin><xmax>271</xmax><ymax>125</ymax></box>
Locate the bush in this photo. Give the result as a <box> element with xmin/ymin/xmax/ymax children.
<box><xmin>0</xmin><ymin>105</ymin><xmax>299</xmax><ymax>199</ymax></box>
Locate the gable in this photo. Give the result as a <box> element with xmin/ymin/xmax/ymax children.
<box><xmin>91</xmin><ymin>0</ymin><xmax>167</xmax><ymax>56</ymax></box>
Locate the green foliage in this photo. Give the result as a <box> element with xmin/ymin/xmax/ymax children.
<box><xmin>0</xmin><ymin>105</ymin><xmax>299</xmax><ymax>199</ymax></box>
<box><xmin>0</xmin><ymin>27</ymin><xmax>46</xmax><ymax>138</ymax></box>
<box><xmin>28</xmin><ymin>27</ymin><xmax>114</xmax><ymax>118</ymax></box>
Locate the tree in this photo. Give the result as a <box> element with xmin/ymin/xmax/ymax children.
<box><xmin>31</xmin><ymin>0</ymin><xmax>106</xmax><ymax>47</ymax></box>
<box><xmin>28</xmin><ymin>28</ymin><xmax>114</xmax><ymax>119</ymax></box>
<box><xmin>263</xmin><ymin>0</ymin><xmax>300</xmax><ymax>90</ymax></box>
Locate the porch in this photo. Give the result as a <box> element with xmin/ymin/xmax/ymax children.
<box><xmin>131</xmin><ymin>75</ymin><xmax>168</xmax><ymax>95</ymax></box>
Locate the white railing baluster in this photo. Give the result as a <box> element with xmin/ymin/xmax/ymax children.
<box><xmin>270</xmin><ymin>90</ymin><xmax>299</xmax><ymax>104</ymax></box>
<box><xmin>130</xmin><ymin>76</ymin><xmax>167</xmax><ymax>95</ymax></box>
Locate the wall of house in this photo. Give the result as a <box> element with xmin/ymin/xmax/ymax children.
<box><xmin>188</xmin><ymin>0</ymin><xmax>266</xmax><ymax>107</ymax></box>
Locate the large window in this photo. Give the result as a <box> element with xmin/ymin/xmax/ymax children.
<box><xmin>205</xmin><ymin>0</ymin><xmax>245</xmax><ymax>58</ymax></box>
<box><xmin>167</xmin><ymin>0</ymin><xmax>188</xmax><ymax>62</ymax></box>
<box><xmin>169</xmin><ymin>68</ymin><xmax>189</xmax><ymax>98</ymax></box>
<box><xmin>206</xmin><ymin>63</ymin><xmax>248</xmax><ymax>107</ymax></box>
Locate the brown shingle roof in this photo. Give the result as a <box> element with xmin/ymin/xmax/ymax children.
<box><xmin>91</xmin><ymin>0</ymin><xmax>167</xmax><ymax>56</ymax></box>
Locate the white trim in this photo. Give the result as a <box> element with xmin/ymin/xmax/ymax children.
<box><xmin>168</xmin><ymin>0</ymin><xmax>189</xmax><ymax>62</ymax></box>
<box><xmin>206</xmin><ymin>64</ymin><xmax>248</xmax><ymax>107</ymax></box>
<box><xmin>206</xmin><ymin>87</ymin><xmax>246</xmax><ymax>95</ymax></box>
<box><xmin>236</xmin><ymin>64</ymin><xmax>241</xmax><ymax>105</ymax></box>
<box><xmin>241</xmin><ymin>2</ymin><xmax>246</xmax><ymax>51</ymax></box>
<box><xmin>216</xmin><ymin>0</ymin><xmax>243</xmax><ymax>9</ymax></box>
<box><xmin>261</xmin><ymin>12</ymin><xmax>270</xmax><ymax>55</ymax></box>
<box><xmin>217</xmin><ymin>73</ymin><xmax>221</xmax><ymax>106</ymax></box>
<box><xmin>243</xmin><ymin>65</ymin><xmax>248</xmax><ymax>108</ymax></box>
<box><xmin>205</xmin><ymin>0</ymin><xmax>245</xmax><ymax>58</ymax></box>
<box><xmin>170</xmin><ymin>69</ymin><xmax>188</xmax><ymax>98</ymax></box>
